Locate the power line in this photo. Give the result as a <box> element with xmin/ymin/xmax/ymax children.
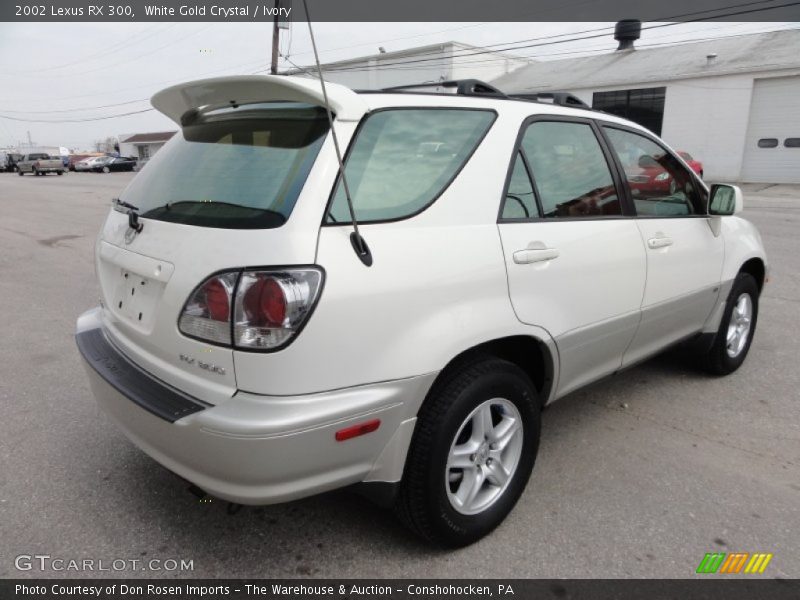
<box><xmin>25</xmin><ymin>24</ymin><xmax>178</xmax><ymax>74</ymax></box>
<box><xmin>7</xmin><ymin>24</ymin><xmax>215</xmax><ymax>81</ymax></box>
<box><xmin>0</xmin><ymin>108</ymin><xmax>154</xmax><ymax>123</ymax></box>
<box><xmin>0</xmin><ymin>57</ymin><xmax>267</xmax><ymax>106</ymax></box>
<box><xmin>0</xmin><ymin>98</ymin><xmax>150</xmax><ymax>115</ymax></box>
<box><xmin>296</xmin><ymin>24</ymin><xmax>800</xmax><ymax>75</ymax></box>
<box><xmin>290</xmin><ymin>0</ymin><xmax>800</xmax><ymax>74</ymax></box>
<box><xmin>3</xmin><ymin>4</ymin><xmax>796</xmax><ymax>122</ymax></box>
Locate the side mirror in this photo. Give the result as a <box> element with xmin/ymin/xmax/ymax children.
<box><xmin>709</xmin><ymin>183</ymin><xmax>743</xmax><ymax>216</ymax></box>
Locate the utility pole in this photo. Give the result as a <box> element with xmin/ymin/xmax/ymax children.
<box><xmin>270</xmin><ymin>0</ymin><xmax>280</xmax><ymax>74</ymax></box>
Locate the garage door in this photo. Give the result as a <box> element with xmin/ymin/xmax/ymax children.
<box><xmin>741</xmin><ymin>76</ymin><xmax>800</xmax><ymax>183</ymax></box>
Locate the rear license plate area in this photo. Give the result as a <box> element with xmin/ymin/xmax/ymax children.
<box><xmin>113</xmin><ymin>270</ymin><xmax>163</xmax><ymax>328</ymax></box>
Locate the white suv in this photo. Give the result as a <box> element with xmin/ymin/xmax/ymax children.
<box><xmin>76</xmin><ymin>75</ymin><xmax>767</xmax><ymax>547</ymax></box>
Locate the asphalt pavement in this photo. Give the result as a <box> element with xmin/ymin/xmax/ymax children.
<box><xmin>0</xmin><ymin>172</ymin><xmax>797</xmax><ymax>578</ymax></box>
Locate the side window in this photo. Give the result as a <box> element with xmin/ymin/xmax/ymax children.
<box><xmin>603</xmin><ymin>126</ymin><xmax>704</xmax><ymax>217</ymax></box>
<box><xmin>501</xmin><ymin>153</ymin><xmax>538</xmax><ymax>219</ymax></box>
<box><xmin>326</xmin><ymin>109</ymin><xmax>495</xmax><ymax>223</ymax></box>
<box><xmin>520</xmin><ymin>121</ymin><xmax>621</xmax><ymax>218</ymax></box>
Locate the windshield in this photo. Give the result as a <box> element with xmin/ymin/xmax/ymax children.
<box><xmin>120</xmin><ymin>102</ymin><xmax>329</xmax><ymax>229</ymax></box>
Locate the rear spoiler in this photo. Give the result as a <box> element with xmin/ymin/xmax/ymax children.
<box><xmin>151</xmin><ymin>74</ymin><xmax>368</xmax><ymax>125</ymax></box>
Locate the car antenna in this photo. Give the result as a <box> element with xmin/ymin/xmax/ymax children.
<box><xmin>302</xmin><ymin>0</ymin><xmax>372</xmax><ymax>267</ymax></box>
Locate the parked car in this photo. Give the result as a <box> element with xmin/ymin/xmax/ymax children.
<box><xmin>74</xmin><ymin>156</ymin><xmax>109</xmax><ymax>172</ymax></box>
<box><xmin>76</xmin><ymin>76</ymin><xmax>767</xmax><ymax>547</ymax></box>
<box><xmin>17</xmin><ymin>153</ymin><xmax>64</xmax><ymax>175</ymax></box>
<box><xmin>3</xmin><ymin>152</ymin><xmax>23</xmax><ymax>172</ymax></box>
<box><xmin>678</xmin><ymin>151</ymin><xmax>704</xmax><ymax>178</ymax></box>
<box><xmin>69</xmin><ymin>153</ymin><xmax>103</xmax><ymax>171</ymax></box>
<box><xmin>90</xmin><ymin>156</ymin><xmax>137</xmax><ymax>173</ymax></box>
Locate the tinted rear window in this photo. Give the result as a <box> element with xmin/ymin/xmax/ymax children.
<box><xmin>326</xmin><ymin>108</ymin><xmax>495</xmax><ymax>223</ymax></box>
<box><xmin>121</xmin><ymin>103</ymin><xmax>329</xmax><ymax>229</ymax></box>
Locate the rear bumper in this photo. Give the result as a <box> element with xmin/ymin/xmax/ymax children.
<box><xmin>76</xmin><ymin>308</ymin><xmax>434</xmax><ymax>505</ymax></box>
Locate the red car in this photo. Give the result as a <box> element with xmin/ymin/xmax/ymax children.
<box><xmin>625</xmin><ymin>154</ymin><xmax>678</xmax><ymax>197</ymax></box>
<box><xmin>678</xmin><ymin>151</ymin><xmax>704</xmax><ymax>179</ymax></box>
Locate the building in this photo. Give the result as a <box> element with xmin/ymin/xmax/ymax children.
<box><xmin>118</xmin><ymin>131</ymin><xmax>176</xmax><ymax>164</ymax></box>
<box><xmin>288</xmin><ymin>41</ymin><xmax>532</xmax><ymax>91</ymax></box>
<box><xmin>492</xmin><ymin>29</ymin><xmax>800</xmax><ymax>183</ymax></box>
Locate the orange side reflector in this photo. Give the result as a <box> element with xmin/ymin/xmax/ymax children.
<box><xmin>335</xmin><ymin>419</ymin><xmax>381</xmax><ymax>442</ymax></box>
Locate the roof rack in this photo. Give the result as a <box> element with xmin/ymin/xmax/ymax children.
<box><xmin>368</xmin><ymin>80</ymin><xmax>593</xmax><ymax>110</ymax></box>
<box><xmin>380</xmin><ymin>79</ymin><xmax>506</xmax><ymax>97</ymax></box>
<box><xmin>507</xmin><ymin>92</ymin><xmax>590</xmax><ymax>109</ymax></box>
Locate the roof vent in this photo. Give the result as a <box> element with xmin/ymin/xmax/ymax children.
<box><xmin>615</xmin><ymin>20</ymin><xmax>641</xmax><ymax>51</ymax></box>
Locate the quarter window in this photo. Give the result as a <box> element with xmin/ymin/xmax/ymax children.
<box><xmin>326</xmin><ymin>109</ymin><xmax>495</xmax><ymax>223</ymax></box>
<box><xmin>603</xmin><ymin>126</ymin><xmax>704</xmax><ymax>217</ymax></box>
<box><xmin>520</xmin><ymin>121</ymin><xmax>621</xmax><ymax>218</ymax></box>
<box><xmin>501</xmin><ymin>153</ymin><xmax>538</xmax><ymax>219</ymax></box>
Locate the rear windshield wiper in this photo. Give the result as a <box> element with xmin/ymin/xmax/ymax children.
<box><xmin>112</xmin><ymin>198</ymin><xmax>139</xmax><ymax>212</ymax></box>
<box><xmin>112</xmin><ymin>198</ymin><xmax>143</xmax><ymax>232</ymax></box>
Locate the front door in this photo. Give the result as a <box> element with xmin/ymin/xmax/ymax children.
<box><xmin>498</xmin><ymin>118</ymin><xmax>646</xmax><ymax>398</ymax></box>
<box><xmin>600</xmin><ymin>125</ymin><xmax>724</xmax><ymax>366</ymax></box>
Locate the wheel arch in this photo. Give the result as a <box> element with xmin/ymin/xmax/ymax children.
<box><xmin>360</xmin><ymin>337</ymin><xmax>556</xmax><ymax>497</ymax></box>
<box><xmin>739</xmin><ymin>257</ymin><xmax>766</xmax><ymax>294</ymax></box>
<box><xmin>428</xmin><ymin>334</ymin><xmax>557</xmax><ymax>407</ymax></box>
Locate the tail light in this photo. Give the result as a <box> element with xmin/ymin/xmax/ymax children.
<box><xmin>178</xmin><ymin>268</ymin><xmax>323</xmax><ymax>351</ymax></box>
<box><xmin>178</xmin><ymin>272</ymin><xmax>238</xmax><ymax>345</ymax></box>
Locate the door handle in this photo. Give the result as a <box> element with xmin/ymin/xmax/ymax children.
<box><xmin>647</xmin><ymin>236</ymin><xmax>673</xmax><ymax>249</ymax></box>
<box><xmin>513</xmin><ymin>243</ymin><xmax>560</xmax><ymax>264</ymax></box>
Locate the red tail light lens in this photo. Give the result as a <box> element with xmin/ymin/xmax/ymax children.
<box><xmin>243</xmin><ymin>277</ymin><xmax>287</xmax><ymax>327</ymax></box>
<box><xmin>177</xmin><ymin>272</ymin><xmax>237</xmax><ymax>345</ymax></box>
<box><xmin>205</xmin><ymin>279</ymin><xmax>230</xmax><ymax>321</ymax></box>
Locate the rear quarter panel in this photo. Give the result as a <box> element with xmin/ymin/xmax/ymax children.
<box><xmin>232</xmin><ymin>104</ymin><xmax>556</xmax><ymax>398</ymax></box>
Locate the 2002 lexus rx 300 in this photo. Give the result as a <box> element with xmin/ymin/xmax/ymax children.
<box><xmin>76</xmin><ymin>75</ymin><xmax>767</xmax><ymax>547</ymax></box>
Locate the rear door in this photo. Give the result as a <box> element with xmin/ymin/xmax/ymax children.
<box><xmin>600</xmin><ymin>124</ymin><xmax>724</xmax><ymax>366</ymax></box>
<box><xmin>497</xmin><ymin>117</ymin><xmax>646</xmax><ymax>398</ymax></box>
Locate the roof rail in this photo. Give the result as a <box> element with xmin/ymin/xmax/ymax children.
<box><xmin>380</xmin><ymin>79</ymin><xmax>506</xmax><ymax>97</ymax></box>
<box><xmin>508</xmin><ymin>92</ymin><xmax>590</xmax><ymax>109</ymax></box>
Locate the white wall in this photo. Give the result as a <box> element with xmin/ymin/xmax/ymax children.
<box><xmin>450</xmin><ymin>52</ymin><xmax>530</xmax><ymax>86</ymax></box>
<box><xmin>569</xmin><ymin>70</ymin><xmax>800</xmax><ymax>182</ymax></box>
<box><xmin>119</xmin><ymin>141</ymin><xmax>137</xmax><ymax>158</ymax></box>
<box><xmin>306</xmin><ymin>45</ymin><xmax>530</xmax><ymax>91</ymax></box>
<box><xmin>570</xmin><ymin>75</ymin><xmax>754</xmax><ymax>181</ymax></box>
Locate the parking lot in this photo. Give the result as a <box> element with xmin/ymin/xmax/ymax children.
<box><xmin>0</xmin><ymin>171</ymin><xmax>798</xmax><ymax>578</ymax></box>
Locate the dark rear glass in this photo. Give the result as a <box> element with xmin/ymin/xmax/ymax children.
<box><xmin>121</xmin><ymin>103</ymin><xmax>329</xmax><ymax>229</ymax></box>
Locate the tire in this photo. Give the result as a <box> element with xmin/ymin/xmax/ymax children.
<box><xmin>703</xmin><ymin>272</ymin><xmax>759</xmax><ymax>375</ymax></box>
<box><xmin>395</xmin><ymin>356</ymin><xmax>540</xmax><ymax>547</ymax></box>
<box><xmin>102</xmin><ymin>166</ymin><xmax>110</xmax><ymax>173</ymax></box>
<box><xmin>57</xmin><ymin>170</ymin><xmax>63</xmax><ymax>176</ymax></box>
<box><xmin>18</xmin><ymin>170</ymin><xmax>24</xmax><ymax>176</ymax></box>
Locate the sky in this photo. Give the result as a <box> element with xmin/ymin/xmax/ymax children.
<box><xmin>0</xmin><ymin>21</ymin><xmax>796</xmax><ymax>150</ymax></box>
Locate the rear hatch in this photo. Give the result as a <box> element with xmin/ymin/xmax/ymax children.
<box><xmin>95</xmin><ymin>75</ymin><xmax>367</xmax><ymax>405</ymax></box>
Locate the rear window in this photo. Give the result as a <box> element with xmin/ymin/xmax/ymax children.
<box><xmin>122</xmin><ymin>103</ymin><xmax>329</xmax><ymax>229</ymax></box>
<box><xmin>326</xmin><ymin>108</ymin><xmax>495</xmax><ymax>223</ymax></box>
